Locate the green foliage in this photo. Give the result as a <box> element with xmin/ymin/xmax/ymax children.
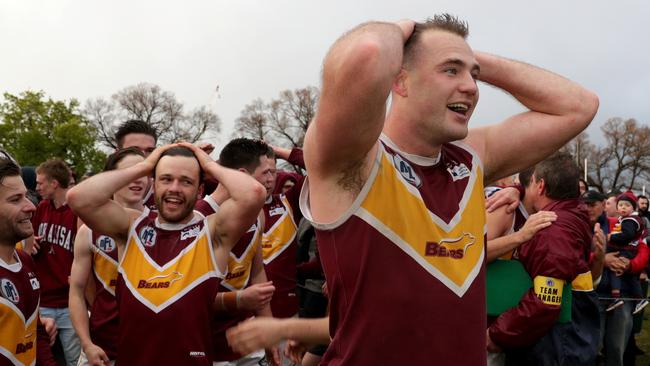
<box><xmin>0</xmin><ymin>91</ymin><xmax>106</xmax><ymax>176</ymax></box>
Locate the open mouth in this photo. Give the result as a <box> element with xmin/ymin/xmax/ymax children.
<box><xmin>163</xmin><ymin>196</ymin><xmax>184</xmax><ymax>209</ymax></box>
<box><xmin>447</xmin><ymin>103</ymin><xmax>470</xmax><ymax>116</ymax></box>
<box><xmin>128</xmin><ymin>186</ymin><xmax>143</xmax><ymax>193</ymax></box>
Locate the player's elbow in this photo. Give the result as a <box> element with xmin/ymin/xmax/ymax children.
<box><xmin>571</xmin><ymin>90</ymin><xmax>599</xmax><ymax>129</ymax></box>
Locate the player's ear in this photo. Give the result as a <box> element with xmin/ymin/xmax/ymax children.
<box><xmin>392</xmin><ymin>68</ymin><xmax>409</xmax><ymax>97</ymax></box>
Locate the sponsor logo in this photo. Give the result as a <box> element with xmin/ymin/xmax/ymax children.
<box><xmin>97</xmin><ymin>235</ymin><xmax>116</xmax><ymax>253</ymax></box>
<box><xmin>139</xmin><ymin>226</ymin><xmax>157</xmax><ymax>247</ymax></box>
<box><xmin>29</xmin><ymin>277</ymin><xmax>40</xmax><ymax>291</ymax></box>
<box><xmin>15</xmin><ymin>341</ymin><xmax>33</xmax><ymax>354</ymax></box>
<box><xmin>392</xmin><ymin>154</ymin><xmax>421</xmax><ymax>188</ymax></box>
<box><xmin>269</xmin><ymin>207</ymin><xmax>285</xmax><ymax>217</ymax></box>
<box><xmin>189</xmin><ymin>351</ymin><xmax>206</xmax><ymax>358</ymax></box>
<box><xmin>424</xmin><ymin>233</ymin><xmax>476</xmax><ymax>259</ymax></box>
<box><xmin>0</xmin><ymin>278</ymin><xmax>20</xmax><ymax>303</ymax></box>
<box><xmin>225</xmin><ymin>265</ymin><xmax>246</xmax><ymax>280</ymax></box>
<box><xmin>180</xmin><ymin>225</ymin><xmax>201</xmax><ymax>240</ymax></box>
<box><xmin>446</xmin><ymin>162</ymin><xmax>471</xmax><ymax>181</ymax></box>
<box><xmin>137</xmin><ymin>271</ymin><xmax>183</xmax><ymax>289</ymax></box>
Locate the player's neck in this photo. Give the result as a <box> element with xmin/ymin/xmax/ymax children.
<box><xmin>51</xmin><ymin>188</ymin><xmax>69</xmax><ymax>209</ymax></box>
<box><xmin>0</xmin><ymin>244</ymin><xmax>16</xmax><ymax>265</ymax></box>
<box><xmin>384</xmin><ymin>112</ymin><xmax>443</xmax><ymax>158</ymax></box>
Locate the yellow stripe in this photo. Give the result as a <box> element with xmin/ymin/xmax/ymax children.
<box><xmin>223</xmin><ymin>227</ymin><xmax>261</xmax><ymax>290</ymax></box>
<box><xmin>93</xmin><ymin>250</ymin><xmax>118</xmax><ymax>295</ymax></box>
<box><xmin>571</xmin><ymin>271</ymin><xmax>594</xmax><ymax>291</ymax></box>
<box><xmin>262</xmin><ymin>197</ymin><xmax>297</xmax><ymax>262</ymax></box>
<box><xmin>360</xmin><ymin>151</ymin><xmax>485</xmax><ymax>287</ymax></box>
<box><xmin>120</xmin><ymin>230</ymin><xmax>216</xmax><ymax>308</ymax></box>
<box><xmin>0</xmin><ymin>303</ymin><xmax>37</xmax><ymax>366</ymax></box>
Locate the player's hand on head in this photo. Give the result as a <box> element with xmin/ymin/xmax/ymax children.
<box><xmin>177</xmin><ymin>142</ymin><xmax>214</xmax><ymax>168</ymax></box>
<box><xmin>142</xmin><ymin>144</ymin><xmax>178</xmax><ymax>171</ymax></box>
<box><xmin>395</xmin><ymin>19</ymin><xmax>416</xmax><ymax>41</ymax></box>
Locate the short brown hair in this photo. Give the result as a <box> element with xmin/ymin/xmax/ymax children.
<box><xmin>0</xmin><ymin>151</ymin><xmax>20</xmax><ymax>186</ymax></box>
<box><xmin>403</xmin><ymin>14</ymin><xmax>469</xmax><ymax>68</ymax></box>
<box><xmin>104</xmin><ymin>147</ymin><xmax>145</xmax><ymax>172</ymax></box>
<box><xmin>523</xmin><ymin>152</ymin><xmax>580</xmax><ymax>200</ymax></box>
<box><xmin>36</xmin><ymin>158</ymin><xmax>72</xmax><ymax>188</ymax></box>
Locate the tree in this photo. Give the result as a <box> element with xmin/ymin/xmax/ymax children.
<box><xmin>566</xmin><ymin>117</ymin><xmax>650</xmax><ymax>193</ymax></box>
<box><xmin>232</xmin><ymin>86</ymin><xmax>319</xmax><ymax>147</ymax></box>
<box><xmin>84</xmin><ymin>83</ymin><xmax>221</xmax><ymax>147</ymax></box>
<box><xmin>0</xmin><ymin>91</ymin><xmax>106</xmax><ymax>175</ymax></box>
<box><xmin>233</xmin><ymin>98</ymin><xmax>268</xmax><ymax>140</ymax></box>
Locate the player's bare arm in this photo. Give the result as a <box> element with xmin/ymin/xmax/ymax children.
<box><xmin>304</xmin><ymin>21</ymin><xmax>414</xmax><ymax>180</ymax></box>
<box><xmin>226</xmin><ymin>317</ymin><xmax>331</xmax><ymax>356</ymax></box>
<box><xmin>67</xmin><ymin>145</ymin><xmax>176</xmax><ymax>242</ymax></box>
<box><xmin>68</xmin><ymin>225</ymin><xmax>110</xmax><ymax>365</ymax></box>
<box><xmin>465</xmin><ymin>52</ymin><xmax>599</xmax><ymax>183</ymax></box>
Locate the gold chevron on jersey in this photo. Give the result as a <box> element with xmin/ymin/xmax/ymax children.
<box><xmin>262</xmin><ymin>196</ymin><xmax>297</xmax><ymax>264</ymax></box>
<box><xmin>0</xmin><ymin>297</ymin><xmax>38</xmax><ymax>366</ymax></box>
<box><xmin>356</xmin><ymin>143</ymin><xmax>485</xmax><ymax>297</ymax></box>
<box><xmin>222</xmin><ymin>219</ymin><xmax>262</xmax><ymax>291</ymax></box>
<box><xmin>118</xmin><ymin>215</ymin><xmax>222</xmax><ymax>314</ymax></box>
<box><xmin>92</xmin><ymin>244</ymin><xmax>118</xmax><ymax>297</ymax></box>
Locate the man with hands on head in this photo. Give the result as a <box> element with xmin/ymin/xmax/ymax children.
<box><xmin>66</xmin><ymin>142</ymin><xmax>266</xmax><ymax>366</ymax></box>
<box><xmin>228</xmin><ymin>13</ymin><xmax>598</xmax><ymax>364</ymax></box>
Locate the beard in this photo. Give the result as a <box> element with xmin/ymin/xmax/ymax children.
<box><xmin>154</xmin><ymin>193</ymin><xmax>197</xmax><ymax>224</ymax></box>
<box><xmin>0</xmin><ymin>220</ymin><xmax>33</xmax><ymax>245</ymax></box>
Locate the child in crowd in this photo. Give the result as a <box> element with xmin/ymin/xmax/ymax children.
<box><xmin>606</xmin><ymin>191</ymin><xmax>648</xmax><ymax>313</ymax></box>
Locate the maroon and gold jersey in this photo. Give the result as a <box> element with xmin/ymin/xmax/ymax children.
<box><xmin>116</xmin><ymin>208</ymin><xmax>223</xmax><ymax>365</ymax></box>
<box><xmin>31</xmin><ymin>200</ymin><xmax>77</xmax><ymax>308</ymax></box>
<box><xmin>88</xmin><ymin>230</ymin><xmax>119</xmax><ymax>360</ymax></box>
<box><xmin>0</xmin><ymin>249</ymin><xmax>40</xmax><ymax>366</ymax></box>
<box><xmin>212</xmin><ymin>218</ymin><xmax>263</xmax><ymax>361</ymax></box>
<box><xmin>300</xmin><ymin>138</ymin><xmax>487</xmax><ymax>365</ymax></box>
<box><xmin>262</xmin><ymin>193</ymin><xmax>301</xmax><ymax>318</ymax></box>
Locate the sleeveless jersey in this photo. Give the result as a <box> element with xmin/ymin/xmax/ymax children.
<box><xmin>262</xmin><ymin>194</ymin><xmax>300</xmax><ymax>318</ymax></box>
<box><xmin>31</xmin><ymin>200</ymin><xmax>77</xmax><ymax>308</ymax></box>
<box><xmin>300</xmin><ymin>137</ymin><xmax>487</xmax><ymax>365</ymax></box>
<box><xmin>0</xmin><ymin>250</ymin><xmax>40</xmax><ymax>366</ymax></box>
<box><xmin>212</xmin><ymin>219</ymin><xmax>263</xmax><ymax>361</ymax></box>
<box><xmin>116</xmin><ymin>208</ymin><xmax>223</xmax><ymax>365</ymax></box>
<box><xmin>88</xmin><ymin>230</ymin><xmax>119</xmax><ymax>360</ymax></box>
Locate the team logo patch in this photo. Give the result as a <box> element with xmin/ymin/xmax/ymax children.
<box><xmin>269</xmin><ymin>207</ymin><xmax>285</xmax><ymax>217</ymax></box>
<box><xmin>139</xmin><ymin>226</ymin><xmax>157</xmax><ymax>247</ymax></box>
<box><xmin>392</xmin><ymin>153</ymin><xmax>422</xmax><ymax>188</ymax></box>
<box><xmin>424</xmin><ymin>232</ymin><xmax>475</xmax><ymax>259</ymax></box>
<box><xmin>29</xmin><ymin>277</ymin><xmax>40</xmax><ymax>290</ymax></box>
<box><xmin>180</xmin><ymin>225</ymin><xmax>201</xmax><ymax>240</ymax></box>
<box><xmin>0</xmin><ymin>278</ymin><xmax>20</xmax><ymax>303</ymax></box>
<box><xmin>226</xmin><ymin>265</ymin><xmax>246</xmax><ymax>281</ymax></box>
<box><xmin>446</xmin><ymin>162</ymin><xmax>471</xmax><ymax>181</ymax></box>
<box><xmin>96</xmin><ymin>235</ymin><xmax>116</xmax><ymax>253</ymax></box>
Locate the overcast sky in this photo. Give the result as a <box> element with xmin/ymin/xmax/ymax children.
<box><xmin>1</xmin><ymin>0</ymin><xmax>648</xmax><ymax>148</ymax></box>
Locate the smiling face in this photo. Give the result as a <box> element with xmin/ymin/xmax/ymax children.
<box><xmin>153</xmin><ymin>155</ymin><xmax>201</xmax><ymax>224</ymax></box>
<box><xmin>113</xmin><ymin>154</ymin><xmax>148</xmax><ymax>207</ymax></box>
<box><xmin>399</xmin><ymin>30</ymin><xmax>479</xmax><ymax>144</ymax></box>
<box><xmin>0</xmin><ymin>175</ymin><xmax>36</xmax><ymax>245</ymax></box>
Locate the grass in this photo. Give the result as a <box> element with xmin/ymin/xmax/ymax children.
<box><xmin>636</xmin><ymin>311</ymin><xmax>650</xmax><ymax>365</ymax></box>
